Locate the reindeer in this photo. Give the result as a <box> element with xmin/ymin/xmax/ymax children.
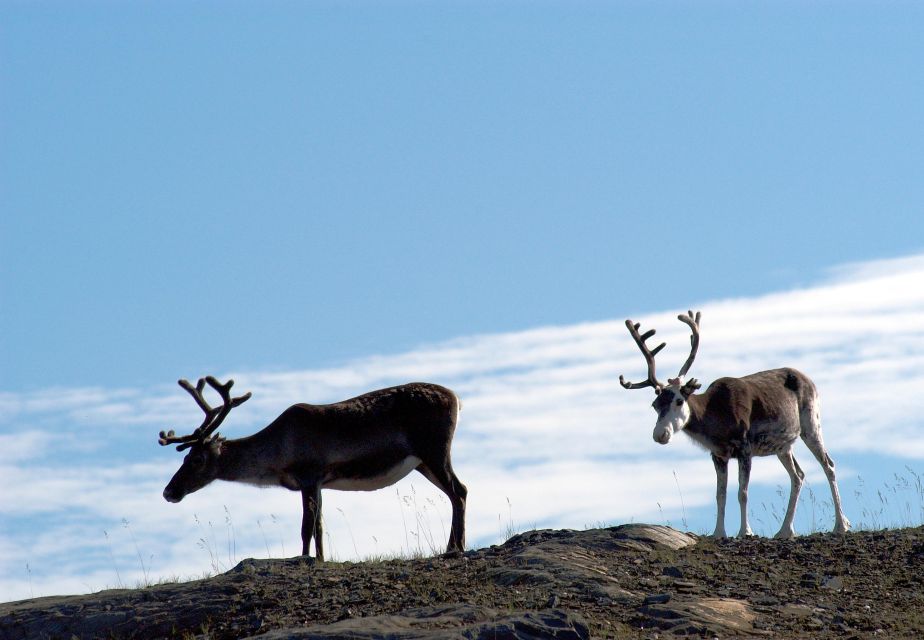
<box><xmin>619</xmin><ymin>311</ymin><xmax>850</xmax><ymax>538</ymax></box>
<box><xmin>159</xmin><ymin>376</ymin><xmax>467</xmax><ymax>560</ymax></box>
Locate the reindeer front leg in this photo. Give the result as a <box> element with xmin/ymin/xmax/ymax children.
<box><xmin>736</xmin><ymin>454</ymin><xmax>754</xmax><ymax>537</ymax></box>
<box><xmin>301</xmin><ymin>485</ymin><xmax>324</xmax><ymax>560</ymax></box>
<box><xmin>711</xmin><ymin>454</ymin><xmax>729</xmax><ymax>538</ymax></box>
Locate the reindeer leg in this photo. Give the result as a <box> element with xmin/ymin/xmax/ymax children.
<box><xmin>711</xmin><ymin>454</ymin><xmax>729</xmax><ymax>538</ymax></box>
<box><xmin>736</xmin><ymin>454</ymin><xmax>753</xmax><ymax>537</ymax></box>
<box><xmin>800</xmin><ymin>407</ymin><xmax>851</xmax><ymax>534</ymax></box>
<box><xmin>313</xmin><ymin>488</ymin><xmax>324</xmax><ymax>560</ymax></box>
<box><xmin>775</xmin><ymin>451</ymin><xmax>804</xmax><ymax>539</ymax></box>
<box><xmin>301</xmin><ymin>485</ymin><xmax>324</xmax><ymax>561</ymax></box>
<box><xmin>416</xmin><ymin>461</ymin><xmax>468</xmax><ymax>552</ymax></box>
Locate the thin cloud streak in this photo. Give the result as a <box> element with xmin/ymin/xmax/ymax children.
<box><xmin>2</xmin><ymin>252</ymin><xmax>924</xmax><ymax>602</ymax></box>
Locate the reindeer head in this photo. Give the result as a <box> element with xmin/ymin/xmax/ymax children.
<box><xmin>159</xmin><ymin>376</ymin><xmax>250</xmax><ymax>502</ymax></box>
<box><xmin>619</xmin><ymin>311</ymin><xmax>701</xmax><ymax>445</ymax></box>
<box><xmin>651</xmin><ymin>376</ymin><xmax>703</xmax><ymax>444</ymax></box>
<box><xmin>162</xmin><ymin>437</ymin><xmax>226</xmax><ymax>502</ymax></box>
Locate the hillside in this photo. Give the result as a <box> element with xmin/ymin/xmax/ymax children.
<box><xmin>2</xmin><ymin>524</ymin><xmax>922</xmax><ymax>639</ymax></box>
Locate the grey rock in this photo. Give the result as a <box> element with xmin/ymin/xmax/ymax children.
<box><xmin>662</xmin><ymin>566</ymin><xmax>684</xmax><ymax>578</ymax></box>
<box><xmin>822</xmin><ymin>575</ymin><xmax>845</xmax><ymax>591</ymax></box>
<box><xmin>248</xmin><ymin>605</ymin><xmax>590</xmax><ymax>640</ymax></box>
<box><xmin>643</xmin><ymin>593</ymin><xmax>672</xmax><ymax>605</ymax></box>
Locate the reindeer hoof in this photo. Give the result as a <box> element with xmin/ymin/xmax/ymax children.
<box><xmin>833</xmin><ymin>519</ymin><xmax>851</xmax><ymax>534</ymax></box>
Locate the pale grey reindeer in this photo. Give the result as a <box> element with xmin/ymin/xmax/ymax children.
<box><xmin>620</xmin><ymin>311</ymin><xmax>850</xmax><ymax>538</ymax></box>
<box><xmin>159</xmin><ymin>376</ymin><xmax>467</xmax><ymax>560</ymax></box>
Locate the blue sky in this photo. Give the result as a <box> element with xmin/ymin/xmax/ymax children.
<box><xmin>2</xmin><ymin>1</ymin><xmax>924</xmax><ymax>602</ymax></box>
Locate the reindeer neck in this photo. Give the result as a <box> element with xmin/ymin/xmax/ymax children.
<box><xmin>679</xmin><ymin>386</ymin><xmax>749</xmax><ymax>459</ymax></box>
<box><xmin>214</xmin><ymin>436</ymin><xmax>258</xmax><ymax>482</ymax></box>
<box><xmin>214</xmin><ymin>429</ymin><xmax>293</xmax><ymax>486</ymax></box>
<box><xmin>687</xmin><ymin>393</ymin><xmax>706</xmax><ymax>420</ymax></box>
<box><xmin>684</xmin><ymin>392</ymin><xmax>709</xmax><ymax>429</ymax></box>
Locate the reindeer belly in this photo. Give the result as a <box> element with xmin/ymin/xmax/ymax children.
<box><xmin>323</xmin><ymin>455</ymin><xmax>422</xmax><ymax>491</ymax></box>
<box><xmin>748</xmin><ymin>420</ymin><xmax>799</xmax><ymax>456</ymax></box>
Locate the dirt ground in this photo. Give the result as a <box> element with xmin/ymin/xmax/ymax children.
<box><xmin>2</xmin><ymin>523</ymin><xmax>923</xmax><ymax>639</ymax></box>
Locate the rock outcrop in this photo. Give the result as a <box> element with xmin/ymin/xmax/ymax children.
<box><xmin>2</xmin><ymin>523</ymin><xmax>922</xmax><ymax>639</ymax></box>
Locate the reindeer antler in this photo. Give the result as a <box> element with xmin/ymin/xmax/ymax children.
<box><xmin>619</xmin><ymin>319</ymin><xmax>667</xmax><ymax>392</ymax></box>
<box><xmin>676</xmin><ymin>310</ymin><xmax>701</xmax><ymax>379</ymax></box>
<box><xmin>159</xmin><ymin>376</ymin><xmax>252</xmax><ymax>451</ymax></box>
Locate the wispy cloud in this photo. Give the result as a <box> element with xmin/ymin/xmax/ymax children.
<box><xmin>2</xmin><ymin>252</ymin><xmax>924</xmax><ymax>602</ymax></box>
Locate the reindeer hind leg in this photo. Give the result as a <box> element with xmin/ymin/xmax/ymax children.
<box><xmin>736</xmin><ymin>453</ymin><xmax>754</xmax><ymax>538</ymax></box>
<box><xmin>775</xmin><ymin>449</ymin><xmax>804</xmax><ymax>539</ymax></box>
<box><xmin>800</xmin><ymin>401</ymin><xmax>850</xmax><ymax>534</ymax></box>
<box><xmin>416</xmin><ymin>460</ymin><xmax>467</xmax><ymax>553</ymax></box>
<box><xmin>802</xmin><ymin>441</ymin><xmax>850</xmax><ymax>534</ymax></box>
<box><xmin>300</xmin><ymin>486</ymin><xmax>324</xmax><ymax>560</ymax></box>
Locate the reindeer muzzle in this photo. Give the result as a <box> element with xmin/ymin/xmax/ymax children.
<box><xmin>653</xmin><ymin>428</ymin><xmax>672</xmax><ymax>445</ymax></box>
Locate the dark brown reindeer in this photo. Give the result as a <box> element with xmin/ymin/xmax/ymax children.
<box><xmin>620</xmin><ymin>311</ymin><xmax>850</xmax><ymax>538</ymax></box>
<box><xmin>159</xmin><ymin>376</ymin><xmax>467</xmax><ymax>560</ymax></box>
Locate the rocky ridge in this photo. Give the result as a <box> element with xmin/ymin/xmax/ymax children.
<box><xmin>2</xmin><ymin>524</ymin><xmax>923</xmax><ymax>639</ymax></box>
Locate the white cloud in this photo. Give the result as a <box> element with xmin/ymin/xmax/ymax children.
<box><xmin>824</xmin><ymin>253</ymin><xmax>924</xmax><ymax>286</ymax></box>
<box><xmin>0</xmin><ymin>432</ymin><xmax>53</xmax><ymax>463</ymax></box>
<box><xmin>2</xmin><ymin>252</ymin><xmax>924</xmax><ymax>602</ymax></box>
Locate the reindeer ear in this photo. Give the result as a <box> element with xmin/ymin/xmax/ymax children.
<box><xmin>680</xmin><ymin>378</ymin><xmax>701</xmax><ymax>397</ymax></box>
